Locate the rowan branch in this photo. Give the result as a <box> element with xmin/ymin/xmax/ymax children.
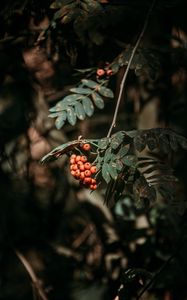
<box><xmin>15</xmin><ymin>250</ymin><xmax>49</xmax><ymax>300</ymax></box>
<box><xmin>107</xmin><ymin>0</ymin><xmax>157</xmax><ymax>138</ymax></box>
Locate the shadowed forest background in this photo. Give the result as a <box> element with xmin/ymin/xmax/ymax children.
<box><xmin>1</xmin><ymin>0</ymin><xmax>187</xmax><ymax>299</ymax></box>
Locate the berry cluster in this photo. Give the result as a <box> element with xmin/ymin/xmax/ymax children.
<box><xmin>69</xmin><ymin>144</ymin><xmax>97</xmax><ymax>190</ymax></box>
<box><xmin>96</xmin><ymin>62</ymin><xmax>113</xmax><ymax>80</ymax></box>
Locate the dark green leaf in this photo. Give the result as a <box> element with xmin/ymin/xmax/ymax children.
<box><xmin>134</xmin><ymin>135</ymin><xmax>146</xmax><ymax>152</ymax></box>
<box><xmin>81</xmin><ymin>79</ymin><xmax>98</xmax><ymax>88</ymax></box>
<box><xmin>67</xmin><ymin>107</ymin><xmax>77</xmax><ymax>125</ymax></box>
<box><xmin>108</xmin><ymin>162</ymin><xmax>118</xmax><ymax>180</ymax></box>
<box><xmin>102</xmin><ymin>163</ymin><xmax>111</xmax><ymax>183</ymax></box>
<box><xmin>98</xmin><ymin>86</ymin><xmax>114</xmax><ymax>98</ymax></box>
<box><xmin>159</xmin><ymin>134</ymin><xmax>170</xmax><ymax>153</ymax></box>
<box><xmin>74</xmin><ymin>102</ymin><xmax>86</xmax><ymax>120</ymax></box>
<box><xmin>118</xmin><ymin>145</ymin><xmax>130</xmax><ymax>158</ymax></box>
<box><xmin>70</xmin><ymin>87</ymin><xmax>92</xmax><ymax>94</ymax></box>
<box><xmin>82</xmin><ymin>96</ymin><xmax>94</xmax><ymax>117</ymax></box>
<box><xmin>104</xmin><ymin>147</ymin><xmax>114</xmax><ymax>162</ymax></box>
<box><xmin>48</xmin><ymin>112</ymin><xmax>62</xmax><ymax>118</ymax></box>
<box><xmin>55</xmin><ymin>111</ymin><xmax>67</xmax><ymax>129</ymax></box>
<box><xmin>111</xmin><ymin>131</ymin><xmax>125</xmax><ymax>149</ymax></box>
<box><xmin>98</xmin><ymin>137</ymin><xmax>110</xmax><ymax>149</ymax></box>
<box><xmin>177</xmin><ymin>135</ymin><xmax>187</xmax><ymax>150</ymax></box>
<box><xmin>92</xmin><ymin>92</ymin><xmax>105</xmax><ymax>109</ymax></box>
<box><xmin>116</xmin><ymin>159</ymin><xmax>123</xmax><ymax>171</ymax></box>
<box><xmin>122</xmin><ymin>155</ymin><xmax>137</xmax><ymax>168</ymax></box>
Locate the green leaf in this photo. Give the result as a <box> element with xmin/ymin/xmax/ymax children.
<box><xmin>81</xmin><ymin>79</ymin><xmax>98</xmax><ymax>88</ymax></box>
<box><xmin>74</xmin><ymin>102</ymin><xmax>86</xmax><ymax>120</ymax></box>
<box><xmin>50</xmin><ymin>0</ymin><xmax>74</xmax><ymax>9</ymax></box>
<box><xmin>104</xmin><ymin>147</ymin><xmax>114</xmax><ymax>162</ymax></box>
<box><xmin>111</xmin><ymin>131</ymin><xmax>125</xmax><ymax>149</ymax></box>
<box><xmin>82</xmin><ymin>97</ymin><xmax>94</xmax><ymax>117</ymax></box>
<box><xmin>55</xmin><ymin>111</ymin><xmax>67</xmax><ymax>129</ymax></box>
<box><xmin>70</xmin><ymin>87</ymin><xmax>92</xmax><ymax>94</ymax></box>
<box><xmin>117</xmin><ymin>145</ymin><xmax>130</xmax><ymax>158</ymax></box>
<box><xmin>116</xmin><ymin>159</ymin><xmax>123</xmax><ymax>171</ymax></box>
<box><xmin>48</xmin><ymin>112</ymin><xmax>62</xmax><ymax>118</ymax></box>
<box><xmin>108</xmin><ymin>162</ymin><xmax>118</xmax><ymax>180</ymax></box>
<box><xmin>92</xmin><ymin>92</ymin><xmax>105</xmax><ymax>109</ymax></box>
<box><xmin>98</xmin><ymin>137</ymin><xmax>110</xmax><ymax>149</ymax></box>
<box><xmin>122</xmin><ymin>155</ymin><xmax>137</xmax><ymax>168</ymax></box>
<box><xmin>102</xmin><ymin>163</ymin><xmax>111</xmax><ymax>183</ymax></box>
<box><xmin>67</xmin><ymin>106</ymin><xmax>77</xmax><ymax>125</ymax></box>
<box><xmin>98</xmin><ymin>86</ymin><xmax>114</xmax><ymax>98</ymax></box>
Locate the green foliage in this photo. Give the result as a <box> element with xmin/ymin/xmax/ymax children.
<box><xmin>49</xmin><ymin>79</ymin><xmax>114</xmax><ymax>128</ymax></box>
<box><xmin>41</xmin><ymin>128</ymin><xmax>187</xmax><ymax>209</ymax></box>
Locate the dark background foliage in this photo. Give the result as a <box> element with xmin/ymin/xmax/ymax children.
<box><xmin>1</xmin><ymin>1</ymin><xmax>187</xmax><ymax>300</ymax></box>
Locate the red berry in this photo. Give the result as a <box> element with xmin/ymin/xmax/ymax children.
<box><xmin>106</xmin><ymin>69</ymin><xmax>113</xmax><ymax>76</ymax></box>
<box><xmin>90</xmin><ymin>166</ymin><xmax>97</xmax><ymax>174</ymax></box>
<box><xmin>71</xmin><ymin>164</ymin><xmax>78</xmax><ymax>171</ymax></box>
<box><xmin>91</xmin><ymin>178</ymin><xmax>96</xmax><ymax>185</ymax></box>
<box><xmin>70</xmin><ymin>158</ymin><xmax>76</xmax><ymax>164</ymax></box>
<box><xmin>71</xmin><ymin>170</ymin><xmax>76</xmax><ymax>176</ymax></box>
<box><xmin>75</xmin><ymin>155</ymin><xmax>81</xmax><ymax>162</ymax></box>
<box><xmin>81</xmin><ymin>155</ymin><xmax>87</xmax><ymax>163</ymax></box>
<box><xmin>90</xmin><ymin>184</ymin><xmax>97</xmax><ymax>190</ymax></box>
<box><xmin>84</xmin><ymin>162</ymin><xmax>91</xmax><ymax>170</ymax></box>
<box><xmin>97</xmin><ymin>69</ymin><xmax>105</xmax><ymax>76</ymax></box>
<box><xmin>82</xmin><ymin>144</ymin><xmax>91</xmax><ymax>151</ymax></box>
<box><xmin>83</xmin><ymin>177</ymin><xmax>92</xmax><ymax>184</ymax></box>
<box><xmin>84</xmin><ymin>170</ymin><xmax>91</xmax><ymax>177</ymax></box>
<box><xmin>79</xmin><ymin>164</ymin><xmax>85</xmax><ymax>171</ymax></box>
<box><xmin>80</xmin><ymin>172</ymin><xmax>85</xmax><ymax>180</ymax></box>
<box><xmin>70</xmin><ymin>154</ymin><xmax>76</xmax><ymax>159</ymax></box>
<box><xmin>75</xmin><ymin>170</ymin><xmax>81</xmax><ymax>178</ymax></box>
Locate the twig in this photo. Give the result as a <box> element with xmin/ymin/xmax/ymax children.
<box><xmin>107</xmin><ymin>0</ymin><xmax>157</xmax><ymax>138</ymax></box>
<box><xmin>15</xmin><ymin>250</ymin><xmax>48</xmax><ymax>300</ymax></box>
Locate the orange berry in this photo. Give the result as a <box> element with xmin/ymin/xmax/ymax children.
<box><xmin>70</xmin><ymin>158</ymin><xmax>76</xmax><ymax>164</ymax></box>
<box><xmin>81</xmin><ymin>155</ymin><xmax>87</xmax><ymax>162</ymax></box>
<box><xmin>71</xmin><ymin>164</ymin><xmax>78</xmax><ymax>171</ymax></box>
<box><xmin>90</xmin><ymin>166</ymin><xmax>97</xmax><ymax>174</ymax></box>
<box><xmin>91</xmin><ymin>178</ymin><xmax>96</xmax><ymax>185</ymax></box>
<box><xmin>75</xmin><ymin>170</ymin><xmax>81</xmax><ymax>178</ymax></box>
<box><xmin>84</xmin><ymin>170</ymin><xmax>91</xmax><ymax>177</ymax></box>
<box><xmin>80</xmin><ymin>172</ymin><xmax>85</xmax><ymax>180</ymax></box>
<box><xmin>71</xmin><ymin>170</ymin><xmax>76</xmax><ymax>176</ymax></box>
<box><xmin>70</xmin><ymin>154</ymin><xmax>76</xmax><ymax>159</ymax></box>
<box><xmin>77</xmin><ymin>161</ymin><xmax>83</xmax><ymax>167</ymax></box>
<box><xmin>84</xmin><ymin>162</ymin><xmax>91</xmax><ymax>169</ymax></box>
<box><xmin>83</xmin><ymin>177</ymin><xmax>92</xmax><ymax>185</ymax></box>
<box><xmin>75</xmin><ymin>155</ymin><xmax>81</xmax><ymax>162</ymax></box>
<box><xmin>106</xmin><ymin>69</ymin><xmax>113</xmax><ymax>76</ymax></box>
<box><xmin>97</xmin><ymin>69</ymin><xmax>105</xmax><ymax>76</ymax></box>
<box><xmin>70</xmin><ymin>165</ymin><xmax>74</xmax><ymax>170</ymax></box>
<box><xmin>82</xmin><ymin>143</ymin><xmax>91</xmax><ymax>151</ymax></box>
<box><xmin>79</xmin><ymin>164</ymin><xmax>85</xmax><ymax>171</ymax></box>
<box><xmin>90</xmin><ymin>184</ymin><xmax>97</xmax><ymax>190</ymax></box>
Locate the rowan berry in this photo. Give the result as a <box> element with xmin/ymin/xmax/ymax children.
<box><xmin>106</xmin><ymin>69</ymin><xmax>113</xmax><ymax>76</ymax></box>
<box><xmin>79</xmin><ymin>164</ymin><xmax>85</xmax><ymax>171</ymax></box>
<box><xmin>75</xmin><ymin>155</ymin><xmax>81</xmax><ymax>162</ymax></box>
<box><xmin>77</xmin><ymin>161</ymin><xmax>83</xmax><ymax>167</ymax></box>
<box><xmin>71</xmin><ymin>170</ymin><xmax>76</xmax><ymax>176</ymax></box>
<box><xmin>90</xmin><ymin>166</ymin><xmax>97</xmax><ymax>174</ymax></box>
<box><xmin>82</xmin><ymin>143</ymin><xmax>91</xmax><ymax>151</ymax></box>
<box><xmin>70</xmin><ymin>165</ymin><xmax>74</xmax><ymax>170</ymax></box>
<box><xmin>81</xmin><ymin>155</ymin><xmax>87</xmax><ymax>162</ymax></box>
<box><xmin>90</xmin><ymin>184</ymin><xmax>97</xmax><ymax>190</ymax></box>
<box><xmin>84</xmin><ymin>170</ymin><xmax>91</xmax><ymax>177</ymax></box>
<box><xmin>84</xmin><ymin>162</ymin><xmax>91</xmax><ymax>169</ymax></box>
<box><xmin>83</xmin><ymin>177</ymin><xmax>92</xmax><ymax>184</ymax></box>
<box><xmin>75</xmin><ymin>170</ymin><xmax>81</xmax><ymax>178</ymax></box>
<box><xmin>70</xmin><ymin>154</ymin><xmax>76</xmax><ymax>159</ymax></box>
<box><xmin>97</xmin><ymin>69</ymin><xmax>105</xmax><ymax>76</ymax></box>
<box><xmin>80</xmin><ymin>172</ymin><xmax>85</xmax><ymax>180</ymax></box>
<box><xmin>70</xmin><ymin>158</ymin><xmax>76</xmax><ymax>164</ymax></box>
<box><xmin>91</xmin><ymin>178</ymin><xmax>96</xmax><ymax>185</ymax></box>
<box><xmin>71</xmin><ymin>164</ymin><xmax>78</xmax><ymax>171</ymax></box>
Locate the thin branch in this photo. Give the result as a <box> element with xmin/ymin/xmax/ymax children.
<box><xmin>15</xmin><ymin>250</ymin><xmax>49</xmax><ymax>300</ymax></box>
<box><xmin>107</xmin><ymin>0</ymin><xmax>157</xmax><ymax>138</ymax></box>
